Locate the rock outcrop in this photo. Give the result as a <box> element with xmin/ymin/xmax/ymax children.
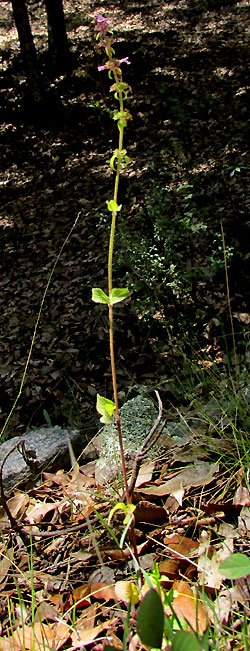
<box><xmin>0</xmin><ymin>426</ymin><xmax>87</xmax><ymax>494</ymax></box>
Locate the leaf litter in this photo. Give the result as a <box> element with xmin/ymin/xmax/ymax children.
<box><xmin>0</xmin><ymin>440</ymin><xmax>248</xmax><ymax>648</ymax></box>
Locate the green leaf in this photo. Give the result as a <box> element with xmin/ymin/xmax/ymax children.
<box><xmin>109</xmin><ymin>153</ymin><xmax>117</xmax><ymax>171</ymax></box>
<box><xmin>219</xmin><ymin>553</ymin><xmax>250</xmax><ymax>579</ymax></box>
<box><xmin>110</xmin><ymin>288</ymin><xmax>130</xmax><ymax>305</ymax></box>
<box><xmin>43</xmin><ymin>409</ymin><xmax>52</xmax><ymax>427</ymax></box>
<box><xmin>106</xmin><ymin>199</ymin><xmax>122</xmax><ymax>212</ymax></box>
<box><xmin>92</xmin><ymin>288</ymin><xmax>109</xmax><ymax>304</ymax></box>
<box><xmin>96</xmin><ymin>394</ymin><xmax>115</xmax><ymax>424</ymax></box>
<box><xmin>108</xmin><ymin>502</ymin><xmax>136</xmax><ymax>525</ymax></box>
<box><xmin>172</xmin><ymin>631</ymin><xmax>202</xmax><ymax>651</ymax></box>
<box><xmin>103</xmin><ymin>647</ymin><xmax>121</xmax><ymax>651</ymax></box>
<box><xmin>137</xmin><ymin>588</ymin><xmax>164</xmax><ymax>649</ymax></box>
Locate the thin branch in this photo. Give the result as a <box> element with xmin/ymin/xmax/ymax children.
<box><xmin>126</xmin><ymin>391</ymin><xmax>165</xmax><ymax>498</ymax></box>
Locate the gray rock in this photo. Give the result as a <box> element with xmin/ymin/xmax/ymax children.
<box><xmin>95</xmin><ymin>396</ymin><xmax>162</xmax><ymax>483</ymax></box>
<box><xmin>95</xmin><ymin>397</ymin><xmax>205</xmax><ymax>483</ymax></box>
<box><xmin>0</xmin><ymin>426</ymin><xmax>86</xmax><ymax>495</ymax></box>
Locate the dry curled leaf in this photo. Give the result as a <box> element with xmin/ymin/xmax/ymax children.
<box><xmin>170</xmin><ymin>580</ymin><xmax>208</xmax><ymax>633</ymax></box>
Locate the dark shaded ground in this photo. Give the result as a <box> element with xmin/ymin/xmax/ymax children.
<box><xmin>0</xmin><ymin>0</ymin><xmax>249</xmax><ymax>437</ymax></box>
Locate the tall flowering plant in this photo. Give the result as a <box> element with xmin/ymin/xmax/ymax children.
<box><xmin>92</xmin><ymin>15</ymin><xmax>133</xmax><ymax>507</ymax></box>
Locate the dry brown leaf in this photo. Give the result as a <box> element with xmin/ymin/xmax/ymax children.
<box><xmin>105</xmin><ymin>548</ymin><xmax>126</xmax><ymax>561</ymax></box>
<box><xmin>233</xmin><ymin>312</ymin><xmax>250</xmax><ymax>324</ymax></box>
<box><xmin>134</xmin><ymin>500</ymin><xmax>167</xmax><ymax>524</ymax></box>
<box><xmin>170</xmin><ymin>488</ymin><xmax>184</xmax><ymax>506</ymax></box>
<box><xmin>10</xmin><ymin>622</ymin><xmax>60</xmax><ymax>651</ymax></box>
<box><xmin>6</xmin><ymin>492</ymin><xmax>29</xmax><ymax>519</ymax></box>
<box><xmin>170</xmin><ymin>580</ymin><xmax>208</xmax><ymax>633</ymax></box>
<box><xmin>140</xmin><ymin>462</ymin><xmax>219</xmax><ymax>497</ymax></box>
<box><xmin>0</xmin><ymin>637</ymin><xmax>13</xmax><ymax>651</ymax></box>
<box><xmin>70</xmin><ymin>618</ymin><xmax>119</xmax><ymax>650</ymax></box>
<box><xmin>69</xmin><ymin>624</ymin><xmax>103</xmax><ymax>650</ymax></box>
<box><xmin>158</xmin><ymin>558</ymin><xmax>180</xmax><ymax>579</ymax></box>
<box><xmin>134</xmin><ymin>460</ymin><xmax>155</xmax><ymax>488</ymax></box>
<box><xmin>0</xmin><ymin>548</ymin><xmax>14</xmax><ymax>587</ymax></box>
<box><xmin>128</xmin><ymin>633</ymin><xmax>141</xmax><ymax>651</ymax></box>
<box><xmin>61</xmin><ymin>470</ymin><xmax>95</xmax><ymax>517</ymax></box>
<box><xmin>198</xmin><ymin>553</ymin><xmax>223</xmax><ymax>589</ymax></box>
<box><xmin>78</xmin><ymin>462</ymin><xmax>96</xmax><ymax>487</ymax></box>
<box><xmin>79</xmin><ymin>461</ymin><xmax>96</xmax><ymax>475</ymax></box>
<box><xmin>164</xmin><ymin>495</ymin><xmax>180</xmax><ymax>513</ymax></box>
<box><xmin>70</xmin><ymin>551</ymin><xmax>93</xmax><ymax>563</ymax></box>
<box><xmin>72</xmin><ymin>585</ymin><xmax>91</xmax><ymax>608</ymax></box>
<box><xmin>90</xmin><ymin>582</ymin><xmax>117</xmax><ymax>601</ymax></box>
<box><xmin>234</xmin><ymin>486</ymin><xmax>250</xmax><ymax>506</ymax></box>
<box><xmin>49</xmin><ymin>591</ymin><xmax>66</xmax><ymax>613</ymax></box>
<box><xmin>74</xmin><ymin>604</ymin><xmax>97</xmax><ymax>631</ymax></box>
<box><xmin>103</xmin><ymin>631</ymin><xmax>123</xmax><ymax>650</ymax></box>
<box><xmin>25</xmin><ymin>500</ymin><xmax>62</xmax><ymax>524</ymax></box>
<box><xmin>163</xmin><ymin>533</ymin><xmax>200</xmax><ymax>559</ymax></box>
<box><xmin>34</xmin><ymin>601</ymin><xmax>59</xmax><ymax>623</ymax></box>
<box><xmin>0</xmin><ymin>493</ymin><xmax>29</xmax><ymax>530</ymax></box>
<box><xmin>238</xmin><ymin>506</ymin><xmax>250</xmax><ymax>536</ymax></box>
<box><xmin>208</xmin><ymin>587</ymin><xmax>237</xmax><ymax>624</ymax></box>
<box><xmin>43</xmin><ymin>469</ymin><xmax>69</xmax><ymax>486</ymax></box>
<box><xmin>51</xmin><ymin>621</ymin><xmax>72</xmax><ymax>650</ymax></box>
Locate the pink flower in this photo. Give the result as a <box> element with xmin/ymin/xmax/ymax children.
<box><xmin>119</xmin><ymin>57</ymin><xmax>131</xmax><ymax>65</ymax></box>
<box><xmin>94</xmin><ymin>14</ymin><xmax>109</xmax><ymax>34</ymax></box>
<box><xmin>98</xmin><ymin>58</ymin><xmax>131</xmax><ymax>73</ymax></box>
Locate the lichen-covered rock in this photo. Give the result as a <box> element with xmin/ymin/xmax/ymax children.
<box><xmin>95</xmin><ymin>395</ymin><xmax>159</xmax><ymax>483</ymax></box>
<box><xmin>0</xmin><ymin>426</ymin><xmax>87</xmax><ymax>494</ymax></box>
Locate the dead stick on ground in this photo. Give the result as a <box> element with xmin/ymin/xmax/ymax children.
<box><xmin>126</xmin><ymin>390</ymin><xmax>165</xmax><ymax>498</ymax></box>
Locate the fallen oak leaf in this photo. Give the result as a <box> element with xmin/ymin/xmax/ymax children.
<box><xmin>134</xmin><ymin>500</ymin><xmax>167</xmax><ymax>524</ymax></box>
<box><xmin>74</xmin><ymin>604</ymin><xmax>97</xmax><ymax>631</ymax></box>
<box><xmin>163</xmin><ymin>533</ymin><xmax>200</xmax><ymax>559</ymax></box>
<box><xmin>0</xmin><ymin>547</ymin><xmax>14</xmax><ymax>588</ymax></box>
<box><xmin>90</xmin><ymin>582</ymin><xmax>117</xmax><ymax>601</ymax></box>
<box><xmin>169</xmin><ymin>580</ymin><xmax>208</xmax><ymax>633</ymax></box>
<box><xmin>42</xmin><ymin>469</ymin><xmax>70</xmax><ymax>487</ymax></box>
<box><xmin>134</xmin><ymin>460</ymin><xmax>155</xmax><ymax>488</ymax></box>
<box><xmin>6</xmin><ymin>621</ymin><xmax>68</xmax><ymax>651</ymax></box>
<box><xmin>139</xmin><ymin>462</ymin><xmax>219</xmax><ymax>497</ymax></box>
<box><xmin>5</xmin><ymin>491</ymin><xmax>29</xmax><ymax>518</ymax></box>
<box><xmin>25</xmin><ymin>500</ymin><xmax>63</xmax><ymax>524</ymax></box>
<box><xmin>158</xmin><ymin>558</ymin><xmax>180</xmax><ymax>581</ymax></box>
<box><xmin>68</xmin><ymin>622</ymin><xmax>114</xmax><ymax>650</ymax></box>
<box><xmin>71</xmin><ymin>584</ymin><xmax>91</xmax><ymax>608</ymax></box>
<box><xmin>34</xmin><ymin>601</ymin><xmax>60</xmax><ymax>623</ymax></box>
<box><xmin>233</xmin><ymin>485</ymin><xmax>250</xmax><ymax>506</ymax></box>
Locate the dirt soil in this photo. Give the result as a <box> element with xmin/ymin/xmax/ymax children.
<box><xmin>0</xmin><ymin>0</ymin><xmax>249</xmax><ymax>438</ymax></box>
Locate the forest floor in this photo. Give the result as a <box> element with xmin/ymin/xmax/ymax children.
<box><xmin>0</xmin><ymin>1</ymin><xmax>250</xmax><ymax>647</ymax></box>
<box><xmin>0</xmin><ymin>0</ymin><xmax>249</xmax><ymax>437</ymax></box>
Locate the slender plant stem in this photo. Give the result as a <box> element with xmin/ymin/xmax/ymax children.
<box><xmin>108</xmin><ymin>88</ymin><xmax>131</xmax><ymax>504</ymax></box>
<box><xmin>95</xmin><ymin>18</ymin><xmax>140</xmax><ymax>566</ymax></box>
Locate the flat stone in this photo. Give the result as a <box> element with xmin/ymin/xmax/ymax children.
<box><xmin>0</xmin><ymin>426</ymin><xmax>87</xmax><ymax>495</ymax></box>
